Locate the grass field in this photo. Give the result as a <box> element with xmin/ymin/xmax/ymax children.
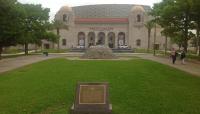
<box><xmin>0</xmin><ymin>58</ymin><xmax>200</xmax><ymax>114</ymax></box>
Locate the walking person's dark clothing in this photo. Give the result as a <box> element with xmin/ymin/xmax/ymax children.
<box><xmin>171</xmin><ymin>49</ymin><xmax>177</xmax><ymax>64</ymax></box>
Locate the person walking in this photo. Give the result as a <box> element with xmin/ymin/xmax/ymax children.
<box><xmin>180</xmin><ymin>50</ymin><xmax>186</xmax><ymax>64</ymax></box>
<box><xmin>171</xmin><ymin>48</ymin><xmax>177</xmax><ymax>64</ymax></box>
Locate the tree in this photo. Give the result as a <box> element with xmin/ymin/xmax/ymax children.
<box><xmin>160</xmin><ymin>25</ymin><xmax>179</xmax><ymax>55</ymax></box>
<box><xmin>43</xmin><ymin>32</ymin><xmax>59</xmax><ymax>43</ymax></box>
<box><xmin>170</xmin><ymin>30</ymin><xmax>194</xmax><ymax>51</ymax></box>
<box><xmin>170</xmin><ymin>32</ymin><xmax>184</xmax><ymax>50</ymax></box>
<box><xmin>161</xmin><ymin>29</ymin><xmax>169</xmax><ymax>55</ymax></box>
<box><xmin>151</xmin><ymin>0</ymin><xmax>194</xmax><ymax>53</ymax></box>
<box><xmin>145</xmin><ymin>20</ymin><xmax>154</xmax><ymax>52</ymax></box>
<box><xmin>18</xmin><ymin>4</ymin><xmax>50</xmax><ymax>55</ymax></box>
<box><xmin>51</xmin><ymin>20</ymin><xmax>68</xmax><ymax>50</ymax></box>
<box><xmin>0</xmin><ymin>0</ymin><xmax>24</xmax><ymax>59</ymax></box>
<box><xmin>150</xmin><ymin>3</ymin><xmax>162</xmax><ymax>56</ymax></box>
<box><xmin>177</xmin><ymin>0</ymin><xmax>193</xmax><ymax>52</ymax></box>
<box><xmin>191</xmin><ymin>0</ymin><xmax>200</xmax><ymax>56</ymax></box>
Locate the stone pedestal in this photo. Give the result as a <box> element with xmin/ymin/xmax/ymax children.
<box><xmin>81</xmin><ymin>45</ymin><xmax>117</xmax><ymax>59</ymax></box>
<box><xmin>70</xmin><ymin>82</ymin><xmax>112</xmax><ymax>114</ymax></box>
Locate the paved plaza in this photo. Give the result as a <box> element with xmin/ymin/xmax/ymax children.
<box><xmin>0</xmin><ymin>53</ymin><xmax>200</xmax><ymax>77</ymax></box>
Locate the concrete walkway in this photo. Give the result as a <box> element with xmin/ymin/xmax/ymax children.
<box><xmin>134</xmin><ymin>54</ymin><xmax>200</xmax><ymax>77</ymax></box>
<box><xmin>0</xmin><ymin>53</ymin><xmax>85</xmax><ymax>73</ymax></box>
<box><xmin>0</xmin><ymin>54</ymin><xmax>63</xmax><ymax>73</ymax></box>
<box><xmin>0</xmin><ymin>53</ymin><xmax>199</xmax><ymax>77</ymax></box>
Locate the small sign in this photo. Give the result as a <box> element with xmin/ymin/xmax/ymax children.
<box><xmin>89</xmin><ymin>27</ymin><xmax>114</xmax><ymax>31</ymax></box>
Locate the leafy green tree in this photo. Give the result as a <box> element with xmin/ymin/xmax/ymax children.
<box><xmin>170</xmin><ymin>31</ymin><xmax>194</xmax><ymax>50</ymax></box>
<box><xmin>161</xmin><ymin>29</ymin><xmax>170</xmax><ymax>55</ymax></box>
<box><xmin>43</xmin><ymin>32</ymin><xmax>59</xmax><ymax>43</ymax></box>
<box><xmin>171</xmin><ymin>33</ymin><xmax>184</xmax><ymax>50</ymax></box>
<box><xmin>176</xmin><ymin>0</ymin><xmax>193</xmax><ymax>52</ymax></box>
<box><xmin>158</xmin><ymin>15</ymin><xmax>179</xmax><ymax>54</ymax></box>
<box><xmin>18</xmin><ymin>4</ymin><xmax>50</xmax><ymax>55</ymax></box>
<box><xmin>0</xmin><ymin>0</ymin><xmax>24</xmax><ymax>59</ymax></box>
<box><xmin>151</xmin><ymin>0</ymin><xmax>194</xmax><ymax>52</ymax></box>
<box><xmin>191</xmin><ymin>0</ymin><xmax>200</xmax><ymax>56</ymax></box>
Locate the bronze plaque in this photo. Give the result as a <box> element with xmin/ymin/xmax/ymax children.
<box><xmin>79</xmin><ymin>85</ymin><xmax>106</xmax><ymax>104</ymax></box>
<box><xmin>71</xmin><ymin>82</ymin><xmax>112</xmax><ymax>114</ymax></box>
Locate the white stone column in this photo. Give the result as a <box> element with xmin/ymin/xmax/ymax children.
<box><xmin>85</xmin><ymin>32</ymin><xmax>88</xmax><ymax>48</ymax></box>
<box><xmin>76</xmin><ymin>32</ymin><xmax>79</xmax><ymax>46</ymax></box>
<box><xmin>105</xmin><ymin>32</ymin><xmax>108</xmax><ymax>46</ymax></box>
<box><xmin>125</xmin><ymin>32</ymin><xmax>128</xmax><ymax>45</ymax></box>
<box><xmin>115</xmin><ymin>32</ymin><xmax>118</xmax><ymax>48</ymax></box>
<box><xmin>95</xmin><ymin>32</ymin><xmax>98</xmax><ymax>45</ymax></box>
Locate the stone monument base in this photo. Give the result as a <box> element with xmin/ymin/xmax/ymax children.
<box><xmin>81</xmin><ymin>45</ymin><xmax>117</xmax><ymax>59</ymax></box>
<box><xmin>70</xmin><ymin>104</ymin><xmax>112</xmax><ymax>114</ymax></box>
<box><xmin>70</xmin><ymin>82</ymin><xmax>112</xmax><ymax>114</ymax></box>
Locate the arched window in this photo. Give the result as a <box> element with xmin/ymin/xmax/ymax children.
<box><xmin>62</xmin><ymin>39</ymin><xmax>66</xmax><ymax>46</ymax></box>
<box><xmin>78</xmin><ymin>32</ymin><xmax>85</xmax><ymax>46</ymax></box>
<box><xmin>97</xmin><ymin>32</ymin><xmax>105</xmax><ymax>45</ymax></box>
<box><xmin>118</xmin><ymin>32</ymin><xmax>125</xmax><ymax>46</ymax></box>
<box><xmin>108</xmin><ymin>32</ymin><xmax>115</xmax><ymax>48</ymax></box>
<box><xmin>63</xmin><ymin>14</ymin><xmax>67</xmax><ymax>21</ymax></box>
<box><xmin>88</xmin><ymin>32</ymin><xmax>95</xmax><ymax>47</ymax></box>
<box><xmin>136</xmin><ymin>39</ymin><xmax>141</xmax><ymax>46</ymax></box>
<box><xmin>137</xmin><ymin>14</ymin><xmax>141</xmax><ymax>22</ymax></box>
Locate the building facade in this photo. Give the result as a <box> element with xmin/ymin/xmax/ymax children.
<box><xmin>51</xmin><ymin>4</ymin><xmax>170</xmax><ymax>50</ymax></box>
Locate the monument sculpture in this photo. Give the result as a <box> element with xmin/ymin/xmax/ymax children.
<box><xmin>81</xmin><ymin>45</ymin><xmax>117</xmax><ymax>59</ymax></box>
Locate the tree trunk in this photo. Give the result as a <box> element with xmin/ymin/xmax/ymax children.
<box><xmin>183</xmin><ymin>39</ymin><xmax>188</xmax><ymax>52</ymax></box>
<box><xmin>147</xmin><ymin>29</ymin><xmax>151</xmax><ymax>52</ymax></box>
<box><xmin>0</xmin><ymin>45</ymin><xmax>3</xmax><ymax>60</ymax></box>
<box><xmin>57</xmin><ymin>28</ymin><xmax>60</xmax><ymax>50</ymax></box>
<box><xmin>183</xmin><ymin>12</ymin><xmax>189</xmax><ymax>53</ymax></box>
<box><xmin>52</xmin><ymin>42</ymin><xmax>55</xmax><ymax>49</ymax></box>
<box><xmin>24</xmin><ymin>43</ymin><xmax>29</xmax><ymax>55</ymax></box>
<box><xmin>195</xmin><ymin>37</ymin><xmax>198</xmax><ymax>53</ymax></box>
<box><xmin>178</xmin><ymin>44</ymin><xmax>182</xmax><ymax>51</ymax></box>
<box><xmin>197</xmin><ymin>28</ymin><xmax>200</xmax><ymax>56</ymax></box>
<box><xmin>153</xmin><ymin>24</ymin><xmax>157</xmax><ymax>56</ymax></box>
<box><xmin>165</xmin><ymin>36</ymin><xmax>168</xmax><ymax>55</ymax></box>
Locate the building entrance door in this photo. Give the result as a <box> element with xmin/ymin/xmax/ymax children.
<box><xmin>97</xmin><ymin>32</ymin><xmax>105</xmax><ymax>45</ymax></box>
<box><xmin>118</xmin><ymin>32</ymin><xmax>125</xmax><ymax>47</ymax></box>
<box><xmin>78</xmin><ymin>32</ymin><xmax>85</xmax><ymax>47</ymax></box>
<box><xmin>108</xmin><ymin>32</ymin><xmax>115</xmax><ymax>48</ymax></box>
<box><xmin>88</xmin><ymin>32</ymin><xmax>95</xmax><ymax>47</ymax></box>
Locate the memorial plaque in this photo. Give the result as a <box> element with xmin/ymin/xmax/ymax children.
<box><xmin>79</xmin><ymin>85</ymin><xmax>106</xmax><ymax>104</ymax></box>
<box><xmin>70</xmin><ymin>82</ymin><xmax>112</xmax><ymax>114</ymax></box>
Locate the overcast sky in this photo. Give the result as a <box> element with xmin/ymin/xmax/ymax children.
<box><xmin>18</xmin><ymin>0</ymin><xmax>162</xmax><ymax>20</ymax></box>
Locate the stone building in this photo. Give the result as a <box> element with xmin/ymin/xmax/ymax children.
<box><xmin>50</xmin><ymin>4</ymin><xmax>170</xmax><ymax>50</ymax></box>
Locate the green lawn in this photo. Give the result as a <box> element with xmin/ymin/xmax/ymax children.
<box><xmin>0</xmin><ymin>58</ymin><xmax>200</xmax><ymax>114</ymax></box>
